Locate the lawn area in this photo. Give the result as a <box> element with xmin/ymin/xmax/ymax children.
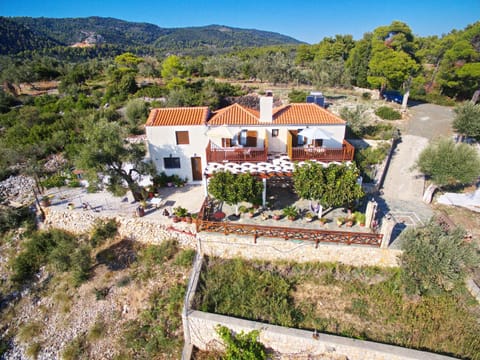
<box><xmin>194</xmin><ymin>257</ymin><xmax>480</xmax><ymax>360</ymax></box>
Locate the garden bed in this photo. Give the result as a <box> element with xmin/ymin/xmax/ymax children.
<box><xmin>193</xmin><ymin>257</ymin><xmax>480</xmax><ymax>359</ymax></box>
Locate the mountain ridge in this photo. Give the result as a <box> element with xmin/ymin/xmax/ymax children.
<box><xmin>0</xmin><ymin>16</ymin><xmax>303</xmax><ymax>55</ymax></box>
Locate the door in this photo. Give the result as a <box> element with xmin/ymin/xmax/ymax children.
<box><xmin>246</xmin><ymin>130</ymin><xmax>257</xmax><ymax>147</ymax></box>
<box><xmin>191</xmin><ymin>157</ymin><xmax>203</xmax><ymax>181</ymax></box>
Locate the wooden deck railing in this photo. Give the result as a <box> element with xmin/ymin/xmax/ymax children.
<box><xmin>206</xmin><ymin>140</ymin><xmax>268</xmax><ymax>163</ymax></box>
<box><xmin>290</xmin><ymin>140</ymin><xmax>355</xmax><ymax>162</ymax></box>
<box><xmin>196</xmin><ymin>198</ymin><xmax>382</xmax><ymax>247</ymax></box>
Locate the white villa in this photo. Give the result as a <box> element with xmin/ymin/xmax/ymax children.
<box><xmin>145</xmin><ymin>92</ymin><xmax>354</xmax><ymax>183</ymax></box>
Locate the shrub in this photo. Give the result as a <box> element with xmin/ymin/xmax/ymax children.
<box><xmin>139</xmin><ymin>240</ymin><xmax>179</xmax><ymax>267</ymax></box>
<box><xmin>288</xmin><ymin>89</ymin><xmax>309</xmax><ymax>103</ymax></box>
<box><xmin>41</xmin><ymin>173</ymin><xmax>66</xmax><ymax>189</ymax></box>
<box><xmin>0</xmin><ymin>206</ymin><xmax>35</xmax><ymax>235</ymax></box>
<box><xmin>62</xmin><ymin>335</ymin><xmax>88</xmax><ymax>360</ymax></box>
<box><xmin>362</xmin><ymin>92</ymin><xmax>372</xmax><ymax>100</ymax></box>
<box><xmin>197</xmin><ymin>258</ymin><xmax>297</xmax><ymax>327</ymax></box>
<box><xmin>362</xmin><ymin>123</ymin><xmax>396</xmax><ymax>140</ymax></box>
<box><xmin>26</xmin><ymin>342</ymin><xmax>42</xmax><ymax>359</ymax></box>
<box><xmin>71</xmin><ymin>245</ymin><xmax>92</xmax><ymax>286</ymax></box>
<box><xmin>216</xmin><ymin>326</ymin><xmax>267</xmax><ymax>360</ymax></box>
<box><xmin>123</xmin><ymin>284</ymin><xmax>185</xmax><ymax>357</ymax></box>
<box><xmin>401</xmin><ymin>220</ymin><xmax>479</xmax><ymax>295</ymax></box>
<box><xmin>87</xmin><ymin>319</ymin><xmax>106</xmax><ymax>341</ymax></box>
<box><xmin>116</xmin><ymin>275</ymin><xmax>131</xmax><ymax>287</ymax></box>
<box><xmin>173</xmin><ymin>249</ymin><xmax>196</xmax><ymax>267</ymax></box>
<box><xmin>425</xmin><ymin>92</ymin><xmax>456</xmax><ymax>106</ymax></box>
<box><xmin>90</xmin><ymin>219</ymin><xmax>118</xmax><ymax>247</ymax></box>
<box><xmin>375</xmin><ymin>106</ymin><xmax>402</xmax><ymax>120</ymax></box>
<box><xmin>415</xmin><ymin>137</ymin><xmax>480</xmax><ymax>187</ymax></box>
<box><xmin>17</xmin><ymin>321</ymin><xmax>43</xmax><ymax>343</ymax></box>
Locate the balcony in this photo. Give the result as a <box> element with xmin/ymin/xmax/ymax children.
<box><xmin>206</xmin><ymin>140</ymin><xmax>268</xmax><ymax>163</ymax></box>
<box><xmin>288</xmin><ymin>140</ymin><xmax>355</xmax><ymax>162</ymax></box>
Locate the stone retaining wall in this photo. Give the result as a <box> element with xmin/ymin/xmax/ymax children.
<box><xmin>44</xmin><ymin>209</ymin><xmax>401</xmax><ymax>267</ymax></box>
<box><xmin>197</xmin><ymin>233</ymin><xmax>401</xmax><ymax>267</ymax></box>
<box><xmin>189</xmin><ymin>311</ymin><xmax>455</xmax><ymax>360</ymax></box>
<box><xmin>43</xmin><ymin>208</ymin><xmax>197</xmax><ymax>248</ymax></box>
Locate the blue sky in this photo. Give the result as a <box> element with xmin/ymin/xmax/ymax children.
<box><xmin>1</xmin><ymin>0</ymin><xmax>479</xmax><ymax>44</ymax></box>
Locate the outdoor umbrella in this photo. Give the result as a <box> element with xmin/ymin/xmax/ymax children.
<box><xmin>298</xmin><ymin>127</ymin><xmax>332</xmax><ymax>140</ymax></box>
<box><xmin>206</xmin><ymin>125</ymin><xmax>240</xmax><ymax>146</ymax></box>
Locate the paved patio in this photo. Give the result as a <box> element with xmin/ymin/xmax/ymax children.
<box><xmin>44</xmin><ymin>184</ymin><xmax>206</xmax><ymax>222</ymax></box>
<box><xmin>44</xmin><ymin>184</ymin><xmax>376</xmax><ymax>234</ymax></box>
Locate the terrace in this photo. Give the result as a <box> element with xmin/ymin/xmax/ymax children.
<box><xmin>205</xmin><ymin>139</ymin><xmax>355</xmax><ymax>164</ymax></box>
<box><xmin>194</xmin><ymin>187</ymin><xmax>383</xmax><ymax>248</ymax></box>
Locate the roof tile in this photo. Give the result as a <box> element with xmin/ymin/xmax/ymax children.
<box><xmin>146</xmin><ymin>103</ymin><xmax>345</xmax><ymax>127</ymax></box>
<box><xmin>145</xmin><ymin>106</ymin><xmax>209</xmax><ymax>126</ymax></box>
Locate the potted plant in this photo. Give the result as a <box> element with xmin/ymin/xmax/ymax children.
<box><xmin>304</xmin><ymin>212</ymin><xmax>315</xmax><ymax>222</ymax></box>
<box><xmin>319</xmin><ymin>217</ymin><xmax>328</xmax><ymax>226</ymax></box>
<box><xmin>238</xmin><ymin>205</ymin><xmax>248</xmax><ymax>217</ymax></box>
<box><xmin>355</xmin><ymin>212</ymin><xmax>366</xmax><ymax>227</ymax></box>
<box><xmin>282</xmin><ymin>205</ymin><xmax>298</xmax><ymax>221</ymax></box>
<box><xmin>336</xmin><ymin>217</ymin><xmax>345</xmax><ymax>227</ymax></box>
<box><xmin>345</xmin><ymin>216</ymin><xmax>355</xmax><ymax>227</ymax></box>
<box><xmin>67</xmin><ymin>202</ymin><xmax>75</xmax><ymax>210</ymax></box>
<box><xmin>272</xmin><ymin>211</ymin><xmax>282</xmax><ymax>220</ymax></box>
<box><xmin>248</xmin><ymin>208</ymin><xmax>255</xmax><ymax>218</ymax></box>
<box><xmin>173</xmin><ymin>206</ymin><xmax>188</xmax><ymax>222</ymax></box>
<box><xmin>261</xmin><ymin>212</ymin><xmax>270</xmax><ymax>220</ymax></box>
<box><xmin>40</xmin><ymin>196</ymin><xmax>51</xmax><ymax>207</ymax></box>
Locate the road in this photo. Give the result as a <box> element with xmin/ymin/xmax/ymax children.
<box><xmin>378</xmin><ymin>103</ymin><xmax>455</xmax><ymax>247</ymax></box>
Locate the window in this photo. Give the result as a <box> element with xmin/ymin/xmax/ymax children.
<box><xmin>164</xmin><ymin>157</ymin><xmax>181</xmax><ymax>169</ymax></box>
<box><xmin>272</xmin><ymin>129</ymin><xmax>279</xmax><ymax>137</ymax></box>
<box><xmin>176</xmin><ymin>131</ymin><xmax>189</xmax><ymax>145</ymax></box>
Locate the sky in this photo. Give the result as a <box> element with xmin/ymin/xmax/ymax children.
<box><xmin>1</xmin><ymin>0</ymin><xmax>479</xmax><ymax>44</ymax></box>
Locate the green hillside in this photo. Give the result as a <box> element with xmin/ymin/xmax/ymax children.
<box><xmin>0</xmin><ymin>17</ymin><xmax>61</xmax><ymax>55</ymax></box>
<box><xmin>1</xmin><ymin>16</ymin><xmax>302</xmax><ymax>55</ymax></box>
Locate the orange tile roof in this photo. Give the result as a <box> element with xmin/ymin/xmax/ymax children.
<box><xmin>208</xmin><ymin>103</ymin><xmax>259</xmax><ymax>126</ymax></box>
<box><xmin>146</xmin><ymin>103</ymin><xmax>345</xmax><ymax>127</ymax></box>
<box><xmin>146</xmin><ymin>107</ymin><xmax>209</xmax><ymax>126</ymax></box>
<box><xmin>273</xmin><ymin>103</ymin><xmax>345</xmax><ymax>125</ymax></box>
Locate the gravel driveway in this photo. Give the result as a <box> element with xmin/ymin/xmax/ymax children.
<box><xmin>379</xmin><ymin>103</ymin><xmax>455</xmax><ymax>247</ymax></box>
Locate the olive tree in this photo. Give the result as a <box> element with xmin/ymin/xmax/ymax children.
<box><xmin>76</xmin><ymin>119</ymin><xmax>154</xmax><ymax>201</ymax></box>
<box><xmin>453</xmin><ymin>102</ymin><xmax>480</xmax><ymax>141</ymax></box>
<box><xmin>415</xmin><ymin>137</ymin><xmax>480</xmax><ymax>188</ymax></box>
<box><xmin>401</xmin><ymin>220</ymin><xmax>479</xmax><ymax>295</ymax></box>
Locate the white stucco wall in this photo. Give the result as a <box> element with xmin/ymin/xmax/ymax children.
<box><xmin>146</xmin><ymin>123</ymin><xmax>346</xmax><ymax>182</ymax></box>
<box><xmin>146</xmin><ymin>125</ymin><xmax>208</xmax><ymax>182</ymax></box>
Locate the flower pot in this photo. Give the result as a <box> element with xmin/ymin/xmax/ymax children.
<box><xmin>67</xmin><ymin>203</ymin><xmax>75</xmax><ymax>210</ymax></box>
<box><xmin>40</xmin><ymin>198</ymin><xmax>50</xmax><ymax>207</ymax></box>
<box><xmin>136</xmin><ymin>206</ymin><xmax>145</xmax><ymax>217</ymax></box>
<box><xmin>172</xmin><ymin>215</ymin><xmax>180</xmax><ymax>223</ymax></box>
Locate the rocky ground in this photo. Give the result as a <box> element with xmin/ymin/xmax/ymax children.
<box><xmin>0</xmin><ymin>175</ymin><xmax>36</xmax><ymax>206</ymax></box>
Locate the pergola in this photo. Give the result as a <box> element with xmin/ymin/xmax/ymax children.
<box><xmin>203</xmin><ymin>157</ymin><xmax>350</xmax><ymax>207</ymax></box>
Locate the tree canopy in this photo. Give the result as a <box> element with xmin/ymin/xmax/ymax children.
<box><xmin>293</xmin><ymin>162</ymin><xmax>364</xmax><ymax>213</ymax></box>
<box><xmin>415</xmin><ymin>137</ymin><xmax>480</xmax><ymax>187</ymax></box>
<box><xmin>208</xmin><ymin>171</ymin><xmax>263</xmax><ymax>214</ymax></box>
<box><xmin>75</xmin><ymin>119</ymin><xmax>154</xmax><ymax>201</ymax></box>
<box><xmin>401</xmin><ymin>220</ymin><xmax>479</xmax><ymax>295</ymax></box>
<box><xmin>453</xmin><ymin>101</ymin><xmax>480</xmax><ymax>140</ymax></box>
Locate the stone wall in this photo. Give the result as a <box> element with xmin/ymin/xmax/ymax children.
<box><xmin>43</xmin><ymin>207</ymin><xmax>197</xmax><ymax>248</ymax></box>
<box><xmin>189</xmin><ymin>311</ymin><xmax>455</xmax><ymax>360</ymax></box>
<box><xmin>197</xmin><ymin>233</ymin><xmax>401</xmax><ymax>267</ymax></box>
<box><xmin>44</xmin><ymin>208</ymin><xmax>401</xmax><ymax>267</ymax></box>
